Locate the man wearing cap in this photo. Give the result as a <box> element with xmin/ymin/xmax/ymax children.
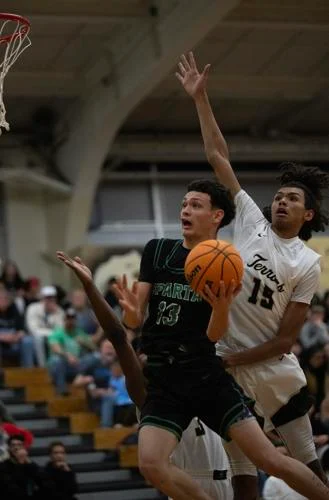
<box><xmin>48</xmin><ymin>308</ymin><xmax>95</xmax><ymax>395</ymax></box>
<box><xmin>25</xmin><ymin>286</ymin><xmax>65</xmax><ymax>366</ymax></box>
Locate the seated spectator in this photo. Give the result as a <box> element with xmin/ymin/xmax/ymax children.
<box><xmin>0</xmin><ymin>290</ymin><xmax>34</xmax><ymax>367</ymax></box>
<box><xmin>54</xmin><ymin>285</ymin><xmax>70</xmax><ymax>309</ymax></box>
<box><xmin>310</xmin><ymin>397</ymin><xmax>329</xmax><ymax>472</ymax></box>
<box><xmin>0</xmin><ymin>434</ymin><xmax>44</xmax><ymax>499</ymax></box>
<box><xmin>48</xmin><ymin>308</ymin><xmax>95</xmax><ymax>394</ymax></box>
<box><xmin>43</xmin><ymin>441</ymin><xmax>78</xmax><ymax>500</ymax></box>
<box><xmin>74</xmin><ymin>339</ymin><xmax>115</xmax><ymax>388</ymax></box>
<box><xmin>74</xmin><ymin>340</ymin><xmax>116</xmax><ymax>426</ymax></box>
<box><xmin>323</xmin><ymin>290</ymin><xmax>329</xmax><ymax>324</ymax></box>
<box><xmin>26</xmin><ymin>286</ymin><xmax>65</xmax><ymax>366</ymax></box>
<box><xmin>69</xmin><ymin>288</ymin><xmax>102</xmax><ymax>344</ymax></box>
<box><xmin>299</xmin><ymin>305</ymin><xmax>329</xmax><ymax>350</ymax></box>
<box><xmin>101</xmin><ymin>360</ymin><xmax>136</xmax><ymax>428</ymax></box>
<box><xmin>0</xmin><ymin>260</ymin><xmax>24</xmax><ymax>295</ymax></box>
<box><xmin>104</xmin><ymin>277</ymin><xmax>121</xmax><ymax>317</ymax></box>
<box><xmin>15</xmin><ymin>277</ymin><xmax>41</xmax><ymax>316</ymax></box>
<box><xmin>0</xmin><ymin>411</ymin><xmax>34</xmax><ymax>462</ymax></box>
<box><xmin>0</xmin><ymin>399</ymin><xmax>15</xmax><ymax>424</ymax></box>
<box><xmin>301</xmin><ymin>344</ymin><xmax>327</xmax><ymax>411</ymax></box>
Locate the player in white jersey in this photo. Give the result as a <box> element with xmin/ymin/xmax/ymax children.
<box><xmin>177</xmin><ymin>51</ymin><xmax>329</xmax><ymax>499</ymax></box>
<box><xmin>171</xmin><ymin>418</ymin><xmax>233</xmax><ymax>499</ymax></box>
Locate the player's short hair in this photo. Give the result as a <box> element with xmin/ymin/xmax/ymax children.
<box><xmin>186</xmin><ymin>179</ymin><xmax>235</xmax><ymax>228</ymax></box>
<box><xmin>263</xmin><ymin>162</ymin><xmax>329</xmax><ymax>241</ymax></box>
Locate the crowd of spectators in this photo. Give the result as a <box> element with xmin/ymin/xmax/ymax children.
<box><xmin>0</xmin><ymin>432</ymin><xmax>78</xmax><ymax>499</ymax></box>
<box><xmin>0</xmin><ymin>259</ymin><xmax>136</xmax><ymax>430</ymax></box>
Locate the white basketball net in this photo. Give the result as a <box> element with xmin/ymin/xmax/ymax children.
<box><xmin>0</xmin><ymin>17</ymin><xmax>31</xmax><ymax>134</ymax></box>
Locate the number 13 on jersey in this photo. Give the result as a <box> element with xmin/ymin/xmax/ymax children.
<box><xmin>156</xmin><ymin>301</ymin><xmax>181</xmax><ymax>326</ymax></box>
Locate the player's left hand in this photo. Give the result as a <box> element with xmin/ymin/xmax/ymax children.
<box><xmin>199</xmin><ymin>280</ymin><xmax>241</xmax><ymax>307</ymax></box>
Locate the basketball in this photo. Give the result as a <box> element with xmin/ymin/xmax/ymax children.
<box><xmin>184</xmin><ymin>239</ymin><xmax>243</xmax><ymax>295</ymax></box>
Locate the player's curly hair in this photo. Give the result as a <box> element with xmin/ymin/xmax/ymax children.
<box><xmin>187</xmin><ymin>179</ymin><xmax>235</xmax><ymax>228</ymax></box>
<box><xmin>263</xmin><ymin>162</ymin><xmax>329</xmax><ymax>241</ymax></box>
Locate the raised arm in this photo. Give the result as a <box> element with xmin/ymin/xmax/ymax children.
<box><xmin>56</xmin><ymin>252</ymin><xmax>146</xmax><ymax>408</ymax></box>
<box><xmin>176</xmin><ymin>52</ymin><xmax>241</xmax><ymax>197</ymax></box>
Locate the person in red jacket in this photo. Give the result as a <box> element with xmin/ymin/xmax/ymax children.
<box><xmin>0</xmin><ymin>411</ymin><xmax>33</xmax><ymax>461</ymax></box>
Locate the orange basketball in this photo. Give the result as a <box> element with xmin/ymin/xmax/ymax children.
<box><xmin>184</xmin><ymin>239</ymin><xmax>243</xmax><ymax>295</ymax></box>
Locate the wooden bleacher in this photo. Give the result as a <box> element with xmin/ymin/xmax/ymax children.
<box><xmin>0</xmin><ymin>367</ymin><xmax>162</xmax><ymax>499</ymax></box>
<box><xmin>70</xmin><ymin>412</ymin><xmax>100</xmax><ymax>433</ymax></box>
<box><xmin>93</xmin><ymin>426</ymin><xmax>136</xmax><ymax>450</ymax></box>
<box><xmin>25</xmin><ymin>384</ymin><xmax>56</xmax><ymax>402</ymax></box>
<box><xmin>119</xmin><ymin>444</ymin><xmax>139</xmax><ymax>468</ymax></box>
<box><xmin>48</xmin><ymin>396</ymin><xmax>87</xmax><ymax>417</ymax></box>
<box><xmin>4</xmin><ymin>367</ymin><xmax>51</xmax><ymax>387</ymax></box>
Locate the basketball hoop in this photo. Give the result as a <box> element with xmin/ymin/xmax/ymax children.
<box><xmin>0</xmin><ymin>13</ymin><xmax>31</xmax><ymax>134</ymax></box>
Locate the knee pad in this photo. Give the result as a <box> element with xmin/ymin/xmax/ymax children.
<box><xmin>276</xmin><ymin>415</ymin><xmax>317</xmax><ymax>464</ymax></box>
<box><xmin>224</xmin><ymin>439</ymin><xmax>258</xmax><ymax>477</ymax></box>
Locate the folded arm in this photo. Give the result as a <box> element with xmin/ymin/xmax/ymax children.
<box><xmin>225</xmin><ymin>301</ymin><xmax>309</xmax><ymax>367</ymax></box>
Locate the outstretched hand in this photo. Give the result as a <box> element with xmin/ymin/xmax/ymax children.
<box><xmin>56</xmin><ymin>251</ymin><xmax>92</xmax><ymax>286</ymax></box>
<box><xmin>112</xmin><ymin>275</ymin><xmax>141</xmax><ymax>327</ymax></box>
<box><xmin>176</xmin><ymin>51</ymin><xmax>210</xmax><ymax>99</ymax></box>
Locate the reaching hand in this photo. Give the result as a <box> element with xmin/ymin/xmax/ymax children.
<box><xmin>56</xmin><ymin>251</ymin><xmax>92</xmax><ymax>287</ymax></box>
<box><xmin>112</xmin><ymin>274</ymin><xmax>142</xmax><ymax>328</ymax></box>
<box><xmin>176</xmin><ymin>51</ymin><xmax>210</xmax><ymax>99</ymax></box>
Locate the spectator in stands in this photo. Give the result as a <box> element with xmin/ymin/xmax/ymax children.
<box><xmin>0</xmin><ymin>289</ymin><xmax>34</xmax><ymax>367</ymax></box>
<box><xmin>323</xmin><ymin>290</ymin><xmax>329</xmax><ymax>324</ymax></box>
<box><xmin>101</xmin><ymin>360</ymin><xmax>136</xmax><ymax>428</ymax></box>
<box><xmin>299</xmin><ymin>305</ymin><xmax>329</xmax><ymax>350</ymax></box>
<box><xmin>0</xmin><ymin>260</ymin><xmax>24</xmax><ymax>295</ymax></box>
<box><xmin>0</xmin><ymin>411</ymin><xmax>33</xmax><ymax>462</ymax></box>
<box><xmin>48</xmin><ymin>308</ymin><xmax>95</xmax><ymax>394</ymax></box>
<box><xmin>0</xmin><ymin>399</ymin><xmax>15</xmax><ymax>424</ymax></box>
<box><xmin>43</xmin><ymin>441</ymin><xmax>78</xmax><ymax>500</ymax></box>
<box><xmin>24</xmin><ymin>277</ymin><xmax>41</xmax><ymax>307</ymax></box>
<box><xmin>69</xmin><ymin>288</ymin><xmax>102</xmax><ymax>344</ymax></box>
<box><xmin>301</xmin><ymin>344</ymin><xmax>327</xmax><ymax>411</ymax></box>
<box><xmin>73</xmin><ymin>339</ymin><xmax>115</xmax><ymax>388</ymax></box>
<box><xmin>104</xmin><ymin>277</ymin><xmax>121</xmax><ymax>317</ymax></box>
<box><xmin>74</xmin><ymin>340</ymin><xmax>116</xmax><ymax>425</ymax></box>
<box><xmin>15</xmin><ymin>277</ymin><xmax>41</xmax><ymax>316</ymax></box>
<box><xmin>53</xmin><ymin>285</ymin><xmax>70</xmax><ymax>310</ymax></box>
<box><xmin>26</xmin><ymin>285</ymin><xmax>65</xmax><ymax>367</ymax></box>
<box><xmin>0</xmin><ymin>434</ymin><xmax>44</xmax><ymax>499</ymax></box>
<box><xmin>309</xmin><ymin>396</ymin><xmax>329</xmax><ymax>472</ymax></box>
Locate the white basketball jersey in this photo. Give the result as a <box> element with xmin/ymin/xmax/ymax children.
<box><xmin>218</xmin><ymin>190</ymin><xmax>321</xmax><ymax>354</ymax></box>
<box><xmin>171</xmin><ymin>418</ymin><xmax>233</xmax><ymax>499</ymax></box>
<box><xmin>172</xmin><ymin>418</ymin><xmax>230</xmax><ymax>472</ymax></box>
